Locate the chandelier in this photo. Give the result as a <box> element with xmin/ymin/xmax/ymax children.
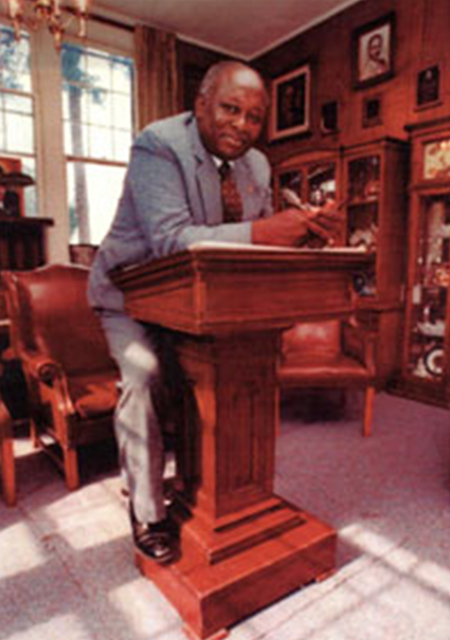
<box><xmin>4</xmin><ymin>0</ymin><xmax>90</xmax><ymax>48</ymax></box>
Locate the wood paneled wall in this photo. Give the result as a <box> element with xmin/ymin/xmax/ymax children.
<box><xmin>176</xmin><ymin>41</ymin><xmax>229</xmax><ymax>111</ymax></box>
<box><xmin>252</xmin><ymin>0</ymin><xmax>450</xmax><ymax>164</ymax></box>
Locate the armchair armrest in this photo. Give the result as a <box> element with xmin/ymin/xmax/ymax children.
<box><xmin>24</xmin><ymin>352</ymin><xmax>63</xmax><ymax>383</ymax></box>
<box><xmin>342</xmin><ymin>320</ymin><xmax>377</xmax><ymax>377</ymax></box>
<box><xmin>22</xmin><ymin>352</ymin><xmax>76</xmax><ymax>417</ymax></box>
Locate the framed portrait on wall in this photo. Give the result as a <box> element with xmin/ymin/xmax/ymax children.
<box><xmin>269</xmin><ymin>64</ymin><xmax>310</xmax><ymax>141</ymax></box>
<box><xmin>321</xmin><ymin>101</ymin><xmax>339</xmax><ymax>134</ymax></box>
<box><xmin>352</xmin><ymin>13</ymin><xmax>395</xmax><ymax>89</ymax></box>
<box><xmin>362</xmin><ymin>94</ymin><xmax>383</xmax><ymax>127</ymax></box>
<box><xmin>416</xmin><ymin>65</ymin><xmax>440</xmax><ymax>109</ymax></box>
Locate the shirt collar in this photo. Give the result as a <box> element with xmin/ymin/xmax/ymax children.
<box><xmin>211</xmin><ymin>155</ymin><xmax>234</xmax><ymax>170</ymax></box>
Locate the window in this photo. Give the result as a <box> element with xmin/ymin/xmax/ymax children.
<box><xmin>0</xmin><ymin>25</ymin><xmax>37</xmax><ymax>216</ymax></box>
<box><xmin>61</xmin><ymin>43</ymin><xmax>134</xmax><ymax>245</ymax></box>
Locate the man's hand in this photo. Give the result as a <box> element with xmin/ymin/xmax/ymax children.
<box><xmin>305</xmin><ymin>200</ymin><xmax>345</xmax><ymax>245</ymax></box>
<box><xmin>252</xmin><ymin>208</ymin><xmax>309</xmax><ymax>247</ymax></box>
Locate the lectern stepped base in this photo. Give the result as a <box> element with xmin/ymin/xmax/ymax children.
<box><xmin>135</xmin><ymin>509</ymin><xmax>336</xmax><ymax>640</ymax></box>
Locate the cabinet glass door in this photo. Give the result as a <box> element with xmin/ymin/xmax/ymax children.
<box><xmin>346</xmin><ymin>154</ymin><xmax>380</xmax><ymax>296</ymax></box>
<box><xmin>277</xmin><ymin>170</ymin><xmax>303</xmax><ymax>209</ymax></box>
<box><xmin>407</xmin><ymin>194</ymin><xmax>450</xmax><ymax>381</ymax></box>
<box><xmin>346</xmin><ymin>154</ymin><xmax>380</xmax><ymax>250</ymax></box>
<box><xmin>307</xmin><ymin>162</ymin><xmax>336</xmax><ymax>206</ymax></box>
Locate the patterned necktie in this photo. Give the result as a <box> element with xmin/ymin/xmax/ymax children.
<box><xmin>218</xmin><ymin>161</ymin><xmax>243</xmax><ymax>223</ymax></box>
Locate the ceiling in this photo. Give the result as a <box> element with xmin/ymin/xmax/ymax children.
<box><xmin>93</xmin><ymin>0</ymin><xmax>363</xmax><ymax>59</ymax></box>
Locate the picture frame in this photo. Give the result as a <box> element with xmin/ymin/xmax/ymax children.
<box><xmin>0</xmin><ymin>156</ymin><xmax>24</xmax><ymax>218</ymax></box>
<box><xmin>269</xmin><ymin>64</ymin><xmax>310</xmax><ymax>141</ymax></box>
<box><xmin>362</xmin><ymin>94</ymin><xmax>382</xmax><ymax>128</ymax></box>
<box><xmin>352</xmin><ymin>13</ymin><xmax>395</xmax><ymax>90</ymax></box>
<box><xmin>320</xmin><ymin>101</ymin><xmax>339</xmax><ymax>134</ymax></box>
<box><xmin>416</xmin><ymin>65</ymin><xmax>440</xmax><ymax>109</ymax></box>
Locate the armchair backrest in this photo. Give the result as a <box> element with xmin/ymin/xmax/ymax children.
<box><xmin>281</xmin><ymin>319</ymin><xmax>341</xmax><ymax>364</ymax></box>
<box><xmin>3</xmin><ymin>264</ymin><xmax>115</xmax><ymax>378</ymax></box>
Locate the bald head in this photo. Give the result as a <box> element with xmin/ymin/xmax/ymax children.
<box><xmin>195</xmin><ymin>61</ymin><xmax>269</xmax><ymax>160</ymax></box>
<box><xmin>198</xmin><ymin>61</ymin><xmax>269</xmax><ymax>107</ymax></box>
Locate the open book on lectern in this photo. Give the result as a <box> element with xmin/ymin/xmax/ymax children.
<box><xmin>187</xmin><ymin>240</ymin><xmax>368</xmax><ymax>254</ymax></box>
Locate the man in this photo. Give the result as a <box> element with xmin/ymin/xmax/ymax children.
<box><xmin>88</xmin><ymin>60</ymin><xmax>340</xmax><ymax>564</ymax></box>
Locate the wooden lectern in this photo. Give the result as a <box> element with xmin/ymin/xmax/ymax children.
<box><xmin>111</xmin><ymin>242</ymin><xmax>371</xmax><ymax>640</ymax></box>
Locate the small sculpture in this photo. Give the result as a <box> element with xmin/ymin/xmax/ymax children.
<box><xmin>0</xmin><ymin>166</ymin><xmax>35</xmax><ymax>217</ymax></box>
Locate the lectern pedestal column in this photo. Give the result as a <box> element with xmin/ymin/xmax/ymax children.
<box><xmin>137</xmin><ymin>330</ymin><xmax>335</xmax><ymax>640</ymax></box>
<box><xmin>111</xmin><ymin>244</ymin><xmax>372</xmax><ymax>640</ymax></box>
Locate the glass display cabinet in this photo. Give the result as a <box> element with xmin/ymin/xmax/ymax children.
<box><xmin>273</xmin><ymin>148</ymin><xmax>341</xmax><ymax>210</ymax></box>
<box><xmin>273</xmin><ymin>148</ymin><xmax>344</xmax><ymax>247</ymax></box>
<box><xmin>341</xmin><ymin>139</ymin><xmax>408</xmax><ymax>383</ymax></box>
<box><xmin>273</xmin><ymin>139</ymin><xmax>408</xmax><ymax>384</ymax></box>
<box><xmin>342</xmin><ymin>139</ymin><xmax>408</xmax><ymax>306</ymax></box>
<box><xmin>402</xmin><ymin>117</ymin><xmax>450</xmax><ymax>405</ymax></box>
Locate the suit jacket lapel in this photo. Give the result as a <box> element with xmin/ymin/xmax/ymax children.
<box><xmin>189</xmin><ymin>119</ymin><xmax>222</xmax><ymax>225</ymax></box>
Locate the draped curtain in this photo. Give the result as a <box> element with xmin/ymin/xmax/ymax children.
<box><xmin>134</xmin><ymin>25</ymin><xmax>179</xmax><ymax>130</ymax></box>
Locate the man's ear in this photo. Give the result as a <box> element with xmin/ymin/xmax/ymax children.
<box><xmin>195</xmin><ymin>95</ymin><xmax>206</xmax><ymax>117</ymax></box>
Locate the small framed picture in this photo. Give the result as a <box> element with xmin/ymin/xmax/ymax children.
<box><xmin>352</xmin><ymin>13</ymin><xmax>395</xmax><ymax>89</ymax></box>
<box><xmin>416</xmin><ymin>65</ymin><xmax>440</xmax><ymax>109</ymax></box>
<box><xmin>362</xmin><ymin>94</ymin><xmax>382</xmax><ymax>128</ymax></box>
<box><xmin>321</xmin><ymin>101</ymin><xmax>339</xmax><ymax>134</ymax></box>
<box><xmin>269</xmin><ymin>64</ymin><xmax>310</xmax><ymax>141</ymax></box>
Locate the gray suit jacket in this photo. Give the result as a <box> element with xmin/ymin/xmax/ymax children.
<box><xmin>88</xmin><ymin>111</ymin><xmax>273</xmax><ymax>312</ymax></box>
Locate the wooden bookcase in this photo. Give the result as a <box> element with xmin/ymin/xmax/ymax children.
<box><xmin>400</xmin><ymin>117</ymin><xmax>450</xmax><ymax>406</ymax></box>
<box><xmin>273</xmin><ymin>138</ymin><xmax>409</xmax><ymax>385</ymax></box>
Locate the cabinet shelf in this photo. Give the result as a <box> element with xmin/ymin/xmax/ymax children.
<box><xmin>347</xmin><ymin>197</ymin><xmax>380</xmax><ymax>207</ymax></box>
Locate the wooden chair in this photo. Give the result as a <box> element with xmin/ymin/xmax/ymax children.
<box><xmin>278</xmin><ymin>319</ymin><xmax>377</xmax><ymax>436</ymax></box>
<box><xmin>0</xmin><ymin>396</ymin><xmax>15</xmax><ymax>506</ymax></box>
<box><xmin>2</xmin><ymin>264</ymin><xmax>120</xmax><ymax>490</ymax></box>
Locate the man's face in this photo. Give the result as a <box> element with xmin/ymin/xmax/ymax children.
<box><xmin>195</xmin><ymin>67</ymin><xmax>267</xmax><ymax>160</ymax></box>
<box><xmin>368</xmin><ymin>34</ymin><xmax>383</xmax><ymax>61</ymax></box>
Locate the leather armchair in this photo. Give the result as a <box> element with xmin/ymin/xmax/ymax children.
<box><xmin>278</xmin><ymin>319</ymin><xmax>376</xmax><ymax>436</ymax></box>
<box><xmin>2</xmin><ymin>264</ymin><xmax>120</xmax><ymax>490</ymax></box>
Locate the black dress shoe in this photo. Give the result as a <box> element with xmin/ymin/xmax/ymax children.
<box><xmin>130</xmin><ymin>507</ymin><xmax>178</xmax><ymax>565</ymax></box>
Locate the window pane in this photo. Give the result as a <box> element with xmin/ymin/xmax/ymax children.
<box><xmin>64</xmin><ymin>121</ymin><xmax>73</xmax><ymax>155</ymax></box>
<box><xmin>0</xmin><ymin>108</ymin><xmax>4</xmax><ymax>148</ymax></box>
<box><xmin>112</xmin><ymin>59</ymin><xmax>133</xmax><ymax>94</ymax></box>
<box><xmin>5</xmin><ymin>112</ymin><xmax>34</xmax><ymax>153</ymax></box>
<box><xmin>4</xmin><ymin>93</ymin><xmax>33</xmax><ymax>115</ymax></box>
<box><xmin>112</xmin><ymin>93</ymin><xmax>132</xmax><ymax>130</ymax></box>
<box><xmin>88</xmin><ymin>90</ymin><xmax>112</xmax><ymax>127</ymax></box>
<box><xmin>61</xmin><ymin>43</ymin><xmax>134</xmax><ymax>161</ymax></box>
<box><xmin>0</xmin><ymin>27</ymin><xmax>31</xmax><ymax>92</ymax></box>
<box><xmin>22</xmin><ymin>157</ymin><xmax>37</xmax><ymax>217</ymax></box>
<box><xmin>62</xmin><ymin>44</ymin><xmax>134</xmax><ymax>243</ymax></box>
<box><xmin>114</xmin><ymin>130</ymin><xmax>132</xmax><ymax>162</ymax></box>
<box><xmin>89</xmin><ymin>126</ymin><xmax>112</xmax><ymax>159</ymax></box>
<box><xmin>0</xmin><ymin>26</ymin><xmax>36</xmax><ymax>215</ymax></box>
<box><xmin>86</xmin><ymin>51</ymin><xmax>111</xmax><ymax>89</ymax></box>
<box><xmin>67</xmin><ymin>161</ymin><xmax>126</xmax><ymax>244</ymax></box>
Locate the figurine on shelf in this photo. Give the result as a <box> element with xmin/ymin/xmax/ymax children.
<box><xmin>0</xmin><ymin>167</ymin><xmax>34</xmax><ymax>217</ymax></box>
<box><xmin>412</xmin><ymin>356</ymin><xmax>431</xmax><ymax>379</ymax></box>
<box><xmin>348</xmin><ymin>222</ymin><xmax>378</xmax><ymax>251</ymax></box>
